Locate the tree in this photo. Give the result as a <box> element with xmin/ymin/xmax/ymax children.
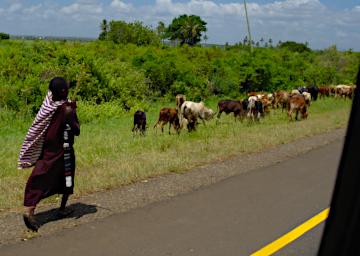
<box><xmin>243</xmin><ymin>36</ymin><xmax>248</xmax><ymax>45</ymax></box>
<box><xmin>278</xmin><ymin>41</ymin><xmax>311</xmax><ymax>53</ymax></box>
<box><xmin>165</xmin><ymin>14</ymin><xmax>207</xmax><ymax>46</ymax></box>
<box><xmin>203</xmin><ymin>34</ymin><xmax>208</xmax><ymax>44</ymax></box>
<box><xmin>105</xmin><ymin>20</ymin><xmax>160</xmax><ymax>45</ymax></box>
<box><xmin>98</xmin><ymin>19</ymin><xmax>108</xmax><ymax>40</ymax></box>
<box><xmin>0</xmin><ymin>32</ymin><xmax>10</xmax><ymax>40</ymax></box>
<box><xmin>268</xmin><ymin>38</ymin><xmax>273</xmax><ymax>47</ymax></box>
<box><xmin>156</xmin><ymin>21</ymin><xmax>166</xmax><ymax>43</ymax></box>
<box><xmin>260</xmin><ymin>37</ymin><xmax>264</xmax><ymax>46</ymax></box>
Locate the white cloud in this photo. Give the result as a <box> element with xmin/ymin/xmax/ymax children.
<box><xmin>23</xmin><ymin>4</ymin><xmax>42</xmax><ymax>15</ymax></box>
<box><xmin>153</xmin><ymin>0</ymin><xmax>241</xmax><ymax>16</ymax></box>
<box><xmin>61</xmin><ymin>1</ymin><xmax>102</xmax><ymax>15</ymax></box>
<box><xmin>110</xmin><ymin>0</ymin><xmax>132</xmax><ymax>12</ymax></box>
<box><xmin>0</xmin><ymin>0</ymin><xmax>359</xmax><ymax>50</ymax></box>
<box><xmin>8</xmin><ymin>3</ymin><xmax>22</xmax><ymax>13</ymax></box>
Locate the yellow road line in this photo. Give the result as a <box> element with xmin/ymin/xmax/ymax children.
<box><xmin>251</xmin><ymin>208</ymin><xmax>330</xmax><ymax>256</ymax></box>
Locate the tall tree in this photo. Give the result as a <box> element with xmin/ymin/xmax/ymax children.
<box><xmin>166</xmin><ymin>14</ymin><xmax>207</xmax><ymax>46</ymax></box>
<box><xmin>243</xmin><ymin>36</ymin><xmax>248</xmax><ymax>45</ymax></box>
<box><xmin>156</xmin><ymin>21</ymin><xmax>166</xmax><ymax>43</ymax></box>
<box><xmin>203</xmin><ymin>34</ymin><xmax>208</xmax><ymax>44</ymax></box>
<box><xmin>260</xmin><ymin>37</ymin><xmax>264</xmax><ymax>45</ymax></box>
<box><xmin>98</xmin><ymin>19</ymin><xmax>108</xmax><ymax>40</ymax></box>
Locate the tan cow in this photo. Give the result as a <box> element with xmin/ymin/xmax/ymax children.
<box><xmin>335</xmin><ymin>85</ymin><xmax>354</xmax><ymax>99</ymax></box>
<box><xmin>274</xmin><ymin>91</ymin><xmax>290</xmax><ymax>111</ymax></box>
<box><xmin>288</xmin><ymin>95</ymin><xmax>308</xmax><ymax>121</ymax></box>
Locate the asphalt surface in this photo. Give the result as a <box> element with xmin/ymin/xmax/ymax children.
<box><xmin>1</xmin><ymin>140</ymin><xmax>342</xmax><ymax>256</ymax></box>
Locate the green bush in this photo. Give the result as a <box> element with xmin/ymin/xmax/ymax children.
<box><xmin>0</xmin><ymin>32</ymin><xmax>10</xmax><ymax>40</ymax></box>
<box><xmin>0</xmin><ymin>40</ymin><xmax>359</xmax><ymax>116</ymax></box>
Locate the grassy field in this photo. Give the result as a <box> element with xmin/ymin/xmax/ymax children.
<box><xmin>0</xmin><ymin>97</ymin><xmax>352</xmax><ymax>211</ymax></box>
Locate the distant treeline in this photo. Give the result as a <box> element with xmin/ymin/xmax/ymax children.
<box><xmin>0</xmin><ymin>39</ymin><xmax>359</xmax><ymax>116</ymax></box>
<box><xmin>10</xmin><ymin>35</ymin><xmax>95</xmax><ymax>42</ymax></box>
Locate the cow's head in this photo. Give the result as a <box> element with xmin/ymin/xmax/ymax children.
<box><xmin>203</xmin><ymin>108</ymin><xmax>216</xmax><ymax>121</ymax></box>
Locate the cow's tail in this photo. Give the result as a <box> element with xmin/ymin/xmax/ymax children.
<box><xmin>153</xmin><ymin>118</ymin><xmax>160</xmax><ymax>129</ymax></box>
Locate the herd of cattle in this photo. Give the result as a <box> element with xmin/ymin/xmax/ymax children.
<box><xmin>132</xmin><ymin>84</ymin><xmax>355</xmax><ymax>135</ymax></box>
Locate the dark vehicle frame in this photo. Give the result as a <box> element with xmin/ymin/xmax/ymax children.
<box><xmin>318</xmin><ymin>66</ymin><xmax>360</xmax><ymax>255</ymax></box>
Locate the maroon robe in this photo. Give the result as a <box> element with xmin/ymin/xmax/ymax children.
<box><xmin>24</xmin><ymin>103</ymin><xmax>80</xmax><ymax>207</ymax></box>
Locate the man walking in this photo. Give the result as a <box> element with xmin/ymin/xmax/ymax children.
<box><xmin>18</xmin><ymin>77</ymin><xmax>80</xmax><ymax>231</ymax></box>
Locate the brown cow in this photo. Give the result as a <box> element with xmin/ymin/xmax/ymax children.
<box><xmin>260</xmin><ymin>96</ymin><xmax>272</xmax><ymax>115</ymax></box>
<box><xmin>288</xmin><ymin>94</ymin><xmax>308</xmax><ymax>121</ymax></box>
<box><xmin>274</xmin><ymin>91</ymin><xmax>290</xmax><ymax>111</ymax></box>
<box><xmin>217</xmin><ymin>100</ymin><xmax>245</xmax><ymax>122</ymax></box>
<box><xmin>319</xmin><ymin>86</ymin><xmax>331</xmax><ymax>98</ymax></box>
<box><xmin>154</xmin><ymin>108</ymin><xmax>180</xmax><ymax>134</ymax></box>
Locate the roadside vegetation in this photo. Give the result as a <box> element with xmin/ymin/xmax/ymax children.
<box><xmin>0</xmin><ymin>97</ymin><xmax>352</xmax><ymax>210</ymax></box>
<box><xmin>0</xmin><ymin>37</ymin><xmax>358</xmax><ymax>117</ymax></box>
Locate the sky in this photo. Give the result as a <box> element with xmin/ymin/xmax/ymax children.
<box><xmin>0</xmin><ymin>0</ymin><xmax>359</xmax><ymax>51</ymax></box>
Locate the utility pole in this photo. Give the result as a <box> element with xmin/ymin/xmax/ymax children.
<box><xmin>243</xmin><ymin>0</ymin><xmax>253</xmax><ymax>52</ymax></box>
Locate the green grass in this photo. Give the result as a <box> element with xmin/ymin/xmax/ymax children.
<box><xmin>0</xmin><ymin>97</ymin><xmax>352</xmax><ymax>211</ymax></box>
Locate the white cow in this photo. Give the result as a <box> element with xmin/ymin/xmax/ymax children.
<box><xmin>302</xmin><ymin>92</ymin><xmax>311</xmax><ymax>106</ymax></box>
<box><xmin>291</xmin><ymin>89</ymin><xmax>301</xmax><ymax>95</ymax></box>
<box><xmin>247</xmin><ymin>96</ymin><xmax>262</xmax><ymax>120</ymax></box>
<box><xmin>180</xmin><ymin>101</ymin><xmax>215</xmax><ymax>130</ymax></box>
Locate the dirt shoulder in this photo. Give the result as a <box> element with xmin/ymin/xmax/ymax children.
<box><xmin>0</xmin><ymin>128</ymin><xmax>345</xmax><ymax>246</ymax></box>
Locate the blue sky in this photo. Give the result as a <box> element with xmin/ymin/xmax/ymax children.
<box><xmin>0</xmin><ymin>0</ymin><xmax>359</xmax><ymax>51</ymax></box>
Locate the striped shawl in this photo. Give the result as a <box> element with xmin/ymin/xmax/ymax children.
<box><xmin>18</xmin><ymin>91</ymin><xmax>66</xmax><ymax>169</ymax></box>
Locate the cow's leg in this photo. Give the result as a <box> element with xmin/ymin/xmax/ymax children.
<box><xmin>240</xmin><ymin>111</ymin><xmax>245</xmax><ymax>122</ymax></box>
<box><xmin>295</xmin><ymin>109</ymin><xmax>299</xmax><ymax>121</ymax></box>
<box><xmin>216</xmin><ymin>111</ymin><xmax>222</xmax><ymax>124</ymax></box>
<box><xmin>288</xmin><ymin>109</ymin><xmax>293</xmax><ymax>121</ymax></box>
<box><xmin>190</xmin><ymin>120</ymin><xmax>196</xmax><ymax>131</ymax></box>
<box><xmin>160</xmin><ymin>121</ymin><xmax>166</xmax><ymax>133</ymax></box>
<box><xmin>256</xmin><ymin>111</ymin><xmax>261</xmax><ymax>121</ymax></box>
<box><xmin>234</xmin><ymin>111</ymin><xmax>241</xmax><ymax>122</ymax></box>
<box><xmin>141</xmin><ymin>123</ymin><xmax>146</xmax><ymax>136</ymax></box>
<box><xmin>217</xmin><ymin>110</ymin><xmax>222</xmax><ymax>119</ymax></box>
<box><xmin>174</xmin><ymin>123</ymin><xmax>180</xmax><ymax>135</ymax></box>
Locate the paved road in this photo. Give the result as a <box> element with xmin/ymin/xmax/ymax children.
<box><xmin>1</xmin><ymin>140</ymin><xmax>342</xmax><ymax>256</ymax></box>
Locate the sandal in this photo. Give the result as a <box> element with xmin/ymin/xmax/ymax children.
<box><xmin>23</xmin><ymin>214</ymin><xmax>39</xmax><ymax>232</ymax></box>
